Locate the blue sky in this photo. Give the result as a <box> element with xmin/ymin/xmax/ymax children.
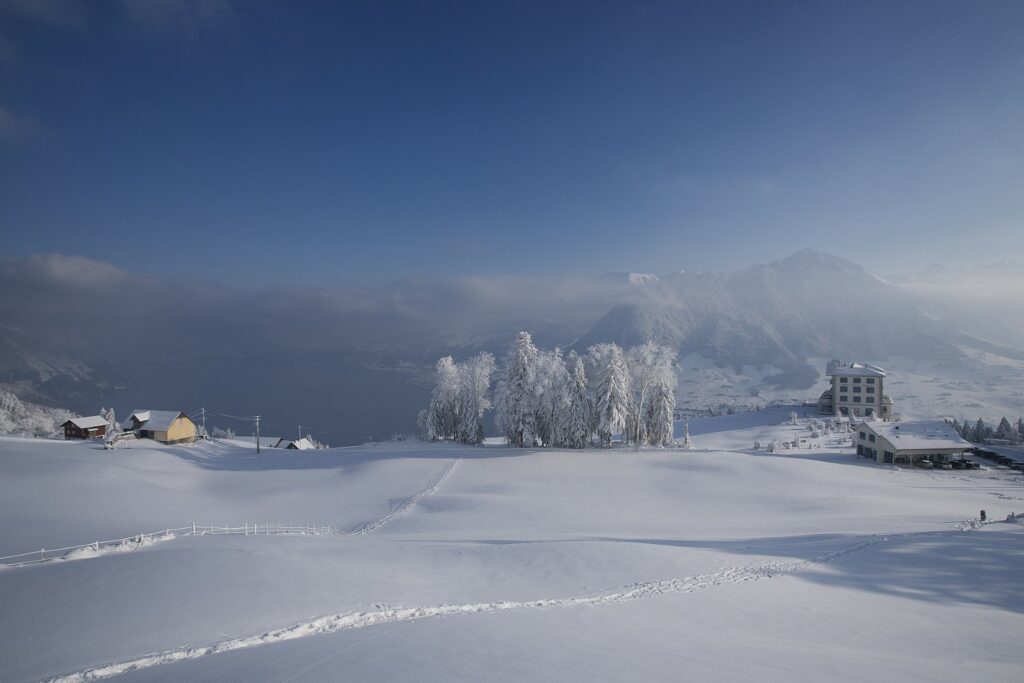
<box><xmin>1</xmin><ymin>0</ymin><xmax>1022</xmax><ymax>282</ymax></box>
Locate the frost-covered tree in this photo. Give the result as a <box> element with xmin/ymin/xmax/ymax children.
<box><xmin>101</xmin><ymin>406</ymin><xmax>121</xmax><ymax>437</ymax></box>
<box><xmin>426</xmin><ymin>356</ymin><xmax>461</xmax><ymax>441</ymax></box>
<box><xmin>1017</xmin><ymin>418</ymin><xmax>1024</xmax><ymax>442</ymax></box>
<box><xmin>531</xmin><ymin>348</ymin><xmax>570</xmax><ymax>447</ymax></box>
<box><xmin>589</xmin><ymin>342</ymin><xmax>631</xmax><ymax>447</ymax></box>
<box><xmin>424</xmin><ymin>353</ymin><xmax>494</xmax><ymax>445</ymax></box>
<box><xmin>973</xmin><ymin>418</ymin><xmax>987</xmax><ymax>443</ymax></box>
<box><xmin>455</xmin><ymin>352</ymin><xmax>495</xmax><ymax>445</ymax></box>
<box><xmin>623</xmin><ymin>342</ymin><xmax>677</xmax><ymax>446</ymax></box>
<box><xmin>0</xmin><ymin>390</ymin><xmax>74</xmax><ymax>438</ymax></box>
<box><xmin>561</xmin><ymin>353</ymin><xmax>592</xmax><ymax>448</ymax></box>
<box><xmin>645</xmin><ymin>381</ymin><xmax>676</xmax><ymax>446</ymax></box>
<box><xmin>495</xmin><ymin>331</ymin><xmax>540</xmax><ymax>447</ymax></box>
<box><xmin>995</xmin><ymin>416</ymin><xmax>1017</xmax><ymax>442</ymax></box>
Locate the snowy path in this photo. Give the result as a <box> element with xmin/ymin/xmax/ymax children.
<box><xmin>345</xmin><ymin>457</ymin><xmax>459</xmax><ymax>535</ymax></box>
<box><xmin>1</xmin><ymin>457</ymin><xmax>460</xmax><ymax>569</ymax></box>
<box><xmin>46</xmin><ymin>524</ymin><xmax>979</xmax><ymax>683</ymax></box>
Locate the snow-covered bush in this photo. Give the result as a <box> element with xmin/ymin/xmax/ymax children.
<box><xmin>212</xmin><ymin>427</ymin><xmax>236</xmax><ymax>439</ymax></box>
<box><xmin>0</xmin><ymin>390</ymin><xmax>75</xmax><ymax>438</ymax></box>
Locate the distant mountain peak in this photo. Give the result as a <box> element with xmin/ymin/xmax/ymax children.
<box><xmin>599</xmin><ymin>272</ymin><xmax>659</xmax><ymax>285</ymax></box>
<box><xmin>769</xmin><ymin>249</ymin><xmax>861</xmax><ymax>271</ymax></box>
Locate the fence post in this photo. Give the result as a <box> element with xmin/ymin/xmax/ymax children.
<box><xmin>41</xmin><ymin>548</ymin><xmax>45</xmax><ymax>562</ymax></box>
<box><xmin>192</xmin><ymin>522</ymin><xmax>196</xmax><ymax>535</ymax></box>
<box><xmin>94</xmin><ymin>541</ymin><xmax>99</xmax><ymax>551</ymax></box>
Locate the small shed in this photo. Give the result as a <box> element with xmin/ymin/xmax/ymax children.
<box><xmin>124</xmin><ymin>409</ymin><xmax>197</xmax><ymax>444</ymax></box>
<box><xmin>62</xmin><ymin>416</ymin><xmax>108</xmax><ymax>440</ymax></box>
<box><xmin>280</xmin><ymin>436</ymin><xmax>315</xmax><ymax>450</ymax></box>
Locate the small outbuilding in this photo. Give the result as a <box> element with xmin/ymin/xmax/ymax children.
<box><xmin>62</xmin><ymin>416</ymin><xmax>108</xmax><ymax>440</ymax></box>
<box><xmin>123</xmin><ymin>409</ymin><xmax>197</xmax><ymax>444</ymax></box>
<box><xmin>280</xmin><ymin>436</ymin><xmax>315</xmax><ymax>450</ymax></box>
<box><xmin>856</xmin><ymin>419</ymin><xmax>970</xmax><ymax>465</ymax></box>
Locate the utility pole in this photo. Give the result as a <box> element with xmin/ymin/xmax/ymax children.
<box><xmin>255</xmin><ymin>415</ymin><xmax>261</xmax><ymax>454</ymax></box>
<box><xmin>201</xmin><ymin>408</ymin><xmax>206</xmax><ymax>436</ymax></box>
<box><xmin>298</xmin><ymin>424</ymin><xmax>303</xmax><ymax>440</ymax></box>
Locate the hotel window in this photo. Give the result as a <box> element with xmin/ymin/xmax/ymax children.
<box><xmin>853</xmin><ymin>386</ymin><xmax>861</xmax><ymax>393</ymax></box>
<box><xmin>866</xmin><ymin>386</ymin><xmax>875</xmax><ymax>393</ymax></box>
<box><xmin>853</xmin><ymin>378</ymin><xmax>861</xmax><ymax>383</ymax></box>
<box><xmin>840</xmin><ymin>395</ymin><xmax>848</xmax><ymax>402</ymax></box>
<box><xmin>840</xmin><ymin>377</ymin><xmax>848</xmax><ymax>383</ymax></box>
<box><xmin>866</xmin><ymin>378</ymin><xmax>875</xmax><ymax>384</ymax></box>
<box><xmin>853</xmin><ymin>396</ymin><xmax>861</xmax><ymax>402</ymax></box>
<box><xmin>859</xmin><ymin>431</ymin><xmax>866</xmax><ymax>440</ymax></box>
<box><xmin>869</xmin><ymin>434</ymin><xmax>875</xmax><ymax>442</ymax></box>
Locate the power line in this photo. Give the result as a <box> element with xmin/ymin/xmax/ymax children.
<box><xmin>208</xmin><ymin>411</ymin><xmax>260</xmax><ymax>422</ymax></box>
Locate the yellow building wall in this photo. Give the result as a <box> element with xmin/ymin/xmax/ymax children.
<box><xmin>162</xmin><ymin>416</ymin><xmax>197</xmax><ymax>444</ymax></box>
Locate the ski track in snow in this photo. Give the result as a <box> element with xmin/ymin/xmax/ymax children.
<box><xmin>345</xmin><ymin>456</ymin><xmax>459</xmax><ymax>535</ymax></box>
<box><xmin>2</xmin><ymin>458</ymin><xmax>461</xmax><ymax>569</ymax></box>
<box><xmin>47</xmin><ymin>525</ymin><xmax>980</xmax><ymax>683</ymax></box>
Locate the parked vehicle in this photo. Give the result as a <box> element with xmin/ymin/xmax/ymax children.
<box><xmin>934</xmin><ymin>461</ymin><xmax>952</xmax><ymax>470</ymax></box>
<box><xmin>915</xmin><ymin>459</ymin><xmax>933</xmax><ymax>469</ymax></box>
<box><xmin>951</xmin><ymin>460</ymin><xmax>965</xmax><ymax>470</ymax></box>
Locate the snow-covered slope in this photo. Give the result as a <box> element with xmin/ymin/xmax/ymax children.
<box><xmin>1</xmin><ymin>426</ymin><xmax>1022</xmax><ymax>682</ymax></box>
<box><xmin>577</xmin><ymin>250</ymin><xmax>1022</xmax><ymax>392</ymax></box>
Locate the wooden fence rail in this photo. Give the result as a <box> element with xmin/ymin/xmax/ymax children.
<box><xmin>0</xmin><ymin>522</ymin><xmax>344</xmax><ymax>568</ymax></box>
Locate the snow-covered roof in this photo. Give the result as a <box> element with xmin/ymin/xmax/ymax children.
<box><xmin>826</xmin><ymin>360</ymin><xmax>885</xmax><ymax>378</ymax></box>
<box><xmin>862</xmin><ymin>420</ymin><xmax>969</xmax><ymax>451</ymax></box>
<box><xmin>64</xmin><ymin>415</ymin><xmax>108</xmax><ymax>429</ymax></box>
<box><xmin>125</xmin><ymin>409</ymin><xmax>187</xmax><ymax>432</ymax></box>
<box><xmin>282</xmin><ymin>437</ymin><xmax>315</xmax><ymax>450</ymax></box>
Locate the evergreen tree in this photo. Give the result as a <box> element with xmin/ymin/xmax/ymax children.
<box><xmin>562</xmin><ymin>354</ymin><xmax>592</xmax><ymax>448</ymax></box>
<box><xmin>974</xmin><ymin>418</ymin><xmax>987</xmax><ymax>444</ymax></box>
<box><xmin>645</xmin><ymin>381</ymin><xmax>675</xmax><ymax>446</ymax></box>
<box><xmin>590</xmin><ymin>343</ymin><xmax>630</xmax><ymax>447</ymax></box>
<box><xmin>533</xmin><ymin>348</ymin><xmax>569</xmax><ymax>447</ymax></box>
<box><xmin>496</xmin><ymin>331</ymin><xmax>540</xmax><ymax>447</ymax></box>
<box><xmin>426</xmin><ymin>356</ymin><xmax>460</xmax><ymax>441</ymax></box>
<box><xmin>996</xmin><ymin>416</ymin><xmax>1016</xmax><ymax>442</ymax></box>
<box><xmin>455</xmin><ymin>352</ymin><xmax>495</xmax><ymax>445</ymax></box>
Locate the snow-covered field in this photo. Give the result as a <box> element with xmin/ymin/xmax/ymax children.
<box><xmin>2</xmin><ymin>411</ymin><xmax>1023</xmax><ymax>682</ymax></box>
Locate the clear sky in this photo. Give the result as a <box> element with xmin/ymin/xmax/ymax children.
<box><xmin>1</xmin><ymin>0</ymin><xmax>1022</xmax><ymax>282</ymax></box>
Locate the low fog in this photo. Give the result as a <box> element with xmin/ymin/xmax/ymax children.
<box><xmin>3</xmin><ymin>253</ymin><xmax>1023</xmax><ymax>444</ymax></box>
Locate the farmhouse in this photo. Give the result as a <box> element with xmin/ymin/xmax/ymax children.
<box><xmin>123</xmin><ymin>409</ymin><xmax>197</xmax><ymax>444</ymax></box>
<box><xmin>856</xmin><ymin>419</ymin><xmax>969</xmax><ymax>465</ymax></box>
<box><xmin>61</xmin><ymin>416</ymin><xmax>108</xmax><ymax>440</ymax></box>
<box><xmin>818</xmin><ymin>359</ymin><xmax>893</xmax><ymax>420</ymax></box>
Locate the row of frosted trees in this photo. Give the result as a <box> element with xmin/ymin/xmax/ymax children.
<box><xmin>422</xmin><ymin>331</ymin><xmax>677</xmax><ymax>448</ymax></box>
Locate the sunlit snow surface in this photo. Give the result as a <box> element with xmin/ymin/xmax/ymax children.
<box><xmin>1</xmin><ymin>413</ymin><xmax>1022</xmax><ymax>682</ymax></box>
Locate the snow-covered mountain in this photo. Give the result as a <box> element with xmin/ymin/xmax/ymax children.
<box><xmin>576</xmin><ymin>250</ymin><xmax>1018</xmax><ymax>387</ymax></box>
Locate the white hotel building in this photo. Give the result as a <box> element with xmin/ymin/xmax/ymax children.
<box><xmin>817</xmin><ymin>360</ymin><xmax>893</xmax><ymax>420</ymax></box>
